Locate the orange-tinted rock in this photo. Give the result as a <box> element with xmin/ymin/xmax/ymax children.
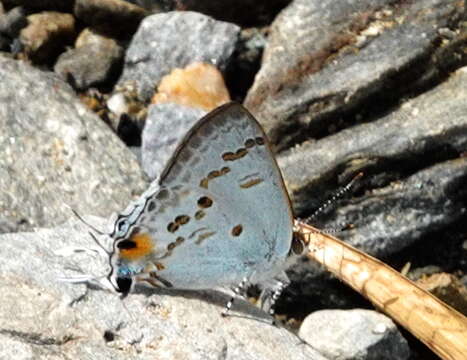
<box><xmin>151</xmin><ymin>62</ymin><xmax>230</xmax><ymax>111</ymax></box>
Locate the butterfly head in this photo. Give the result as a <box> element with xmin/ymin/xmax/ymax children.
<box><xmin>107</xmin><ymin>216</ymin><xmax>155</xmax><ymax>294</ymax></box>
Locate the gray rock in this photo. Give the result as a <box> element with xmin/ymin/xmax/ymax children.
<box><xmin>324</xmin><ymin>158</ymin><xmax>467</xmax><ymax>256</ymax></box>
<box><xmin>299</xmin><ymin>309</ymin><xmax>410</xmax><ymax>360</ymax></box>
<box><xmin>142</xmin><ymin>103</ymin><xmax>206</xmax><ymax>179</ymax></box>
<box><xmin>54</xmin><ymin>37</ymin><xmax>124</xmax><ymax>90</ymax></box>
<box><xmin>279</xmin><ymin>67</ymin><xmax>467</xmax><ymax>257</ymax></box>
<box><xmin>0</xmin><ymin>57</ymin><xmax>147</xmax><ymax>232</ymax></box>
<box><xmin>245</xmin><ymin>0</ymin><xmax>466</xmax><ymax>148</ymax></box>
<box><xmin>117</xmin><ymin>11</ymin><xmax>240</xmax><ymax>102</ymax></box>
<box><xmin>0</xmin><ymin>220</ymin><xmax>326</xmax><ymax>360</ymax></box>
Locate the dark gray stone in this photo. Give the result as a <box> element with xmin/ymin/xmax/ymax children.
<box><xmin>124</xmin><ymin>0</ymin><xmax>164</xmax><ymax>12</ymax></box>
<box><xmin>74</xmin><ymin>0</ymin><xmax>149</xmax><ymax>36</ymax></box>
<box><xmin>299</xmin><ymin>309</ymin><xmax>410</xmax><ymax>360</ymax></box>
<box><xmin>1</xmin><ymin>0</ymin><xmax>73</xmax><ymax>12</ymax></box>
<box><xmin>117</xmin><ymin>11</ymin><xmax>240</xmax><ymax>101</ymax></box>
<box><xmin>0</xmin><ymin>6</ymin><xmax>27</xmax><ymax>38</ymax></box>
<box><xmin>141</xmin><ymin>103</ymin><xmax>206</xmax><ymax>179</ymax></box>
<box><xmin>54</xmin><ymin>42</ymin><xmax>124</xmax><ymax>90</ymax></box>
<box><xmin>0</xmin><ymin>220</ymin><xmax>325</xmax><ymax>360</ymax></box>
<box><xmin>245</xmin><ymin>0</ymin><xmax>466</xmax><ymax>149</ymax></box>
<box><xmin>279</xmin><ymin>67</ymin><xmax>467</xmax><ymax>257</ymax></box>
<box><xmin>324</xmin><ymin>158</ymin><xmax>467</xmax><ymax>256</ymax></box>
<box><xmin>0</xmin><ymin>57</ymin><xmax>148</xmax><ymax>232</ymax></box>
<box><xmin>0</xmin><ymin>34</ymin><xmax>10</xmax><ymax>51</ymax></box>
<box><xmin>174</xmin><ymin>0</ymin><xmax>291</xmax><ymax>26</ymax></box>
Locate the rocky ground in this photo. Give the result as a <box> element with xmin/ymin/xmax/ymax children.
<box><xmin>0</xmin><ymin>1</ymin><xmax>466</xmax><ymax>359</ymax></box>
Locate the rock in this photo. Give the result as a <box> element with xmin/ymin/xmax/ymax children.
<box><xmin>106</xmin><ymin>82</ymin><xmax>147</xmax><ymax>144</ymax></box>
<box><xmin>0</xmin><ymin>6</ymin><xmax>27</xmax><ymax>38</ymax></box>
<box><xmin>141</xmin><ymin>103</ymin><xmax>206</xmax><ymax>179</ymax></box>
<box><xmin>279</xmin><ymin>67</ymin><xmax>467</xmax><ymax>257</ymax></box>
<box><xmin>107</xmin><ymin>91</ymin><xmax>129</xmax><ymax>118</ymax></box>
<box><xmin>74</xmin><ymin>0</ymin><xmax>149</xmax><ymax>36</ymax></box>
<box><xmin>299</xmin><ymin>309</ymin><xmax>410</xmax><ymax>360</ymax></box>
<box><xmin>20</xmin><ymin>11</ymin><xmax>76</xmax><ymax>64</ymax></box>
<box><xmin>326</xmin><ymin>158</ymin><xmax>467</xmax><ymax>256</ymax></box>
<box><xmin>54</xmin><ymin>29</ymin><xmax>124</xmax><ymax>90</ymax></box>
<box><xmin>244</xmin><ymin>0</ymin><xmax>466</xmax><ymax>149</ymax></box>
<box><xmin>0</xmin><ymin>220</ymin><xmax>326</xmax><ymax>360</ymax></box>
<box><xmin>74</xmin><ymin>27</ymin><xmax>118</xmax><ymax>49</ymax></box>
<box><xmin>0</xmin><ymin>57</ymin><xmax>147</xmax><ymax>232</ymax></box>
<box><xmin>151</xmin><ymin>62</ymin><xmax>230</xmax><ymax>111</ymax></box>
<box><xmin>175</xmin><ymin>0</ymin><xmax>291</xmax><ymax>26</ymax></box>
<box><xmin>118</xmin><ymin>11</ymin><xmax>240</xmax><ymax>102</ymax></box>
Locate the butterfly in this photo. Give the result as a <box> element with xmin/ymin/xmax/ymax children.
<box><xmin>66</xmin><ymin>102</ymin><xmax>306</xmax><ymax>316</ymax></box>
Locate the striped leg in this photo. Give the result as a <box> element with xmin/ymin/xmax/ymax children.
<box><xmin>268</xmin><ymin>281</ymin><xmax>287</xmax><ymax>317</ymax></box>
<box><xmin>259</xmin><ymin>274</ymin><xmax>290</xmax><ymax>320</ymax></box>
<box><xmin>222</xmin><ymin>277</ymin><xmax>249</xmax><ymax>317</ymax></box>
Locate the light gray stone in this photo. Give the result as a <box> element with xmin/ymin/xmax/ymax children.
<box><xmin>0</xmin><ymin>57</ymin><xmax>147</xmax><ymax>232</ymax></box>
<box><xmin>141</xmin><ymin>103</ymin><xmax>206</xmax><ymax>179</ymax></box>
<box><xmin>299</xmin><ymin>309</ymin><xmax>410</xmax><ymax>360</ymax></box>
<box><xmin>0</xmin><ymin>220</ymin><xmax>326</xmax><ymax>360</ymax></box>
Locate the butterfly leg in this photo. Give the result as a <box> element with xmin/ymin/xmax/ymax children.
<box><xmin>222</xmin><ymin>277</ymin><xmax>250</xmax><ymax>317</ymax></box>
<box><xmin>258</xmin><ymin>272</ymin><xmax>291</xmax><ymax>323</ymax></box>
<box><xmin>267</xmin><ymin>281</ymin><xmax>287</xmax><ymax>317</ymax></box>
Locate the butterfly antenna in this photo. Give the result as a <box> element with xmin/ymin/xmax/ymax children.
<box><xmin>69</xmin><ymin>207</ymin><xmax>106</xmax><ymax>235</ymax></box>
<box><xmin>88</xmin><ymin>231</ymin><xmax>112</xmax><ymax>256</ymax></box>
<box><xmin>66</xmin><ymin>206</ymin><xmax>111</xmax><ymax>255</ymax></box>
<box><xmin>302</xmin><ymin>172</ymin><xmax>363</xmax><ymax>224</ymax></box>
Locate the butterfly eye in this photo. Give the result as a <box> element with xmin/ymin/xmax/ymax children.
<box><xmin>116</xmin><ymin>276</ymin><xmax>132</xmax><ymax>294</ymax></box>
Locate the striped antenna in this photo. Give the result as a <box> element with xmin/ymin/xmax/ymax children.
<box><xmin>302</xmin><ymin>172</ymin><xmax>363</xmax><ymax>225</ymax></box>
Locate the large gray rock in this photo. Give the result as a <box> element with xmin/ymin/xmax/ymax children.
<box><xmin>245</xmin><ymin>0</ymin><xmax>466</xmax><ymax>149</ymax></box>
<box><xmin>0</xmin><ymin>220</ymin><xmax>326</xmax><ymax>360</ymax></box>
<box><xmin>299</xmin><ymin>309</ymin><xmax>410</xmax><ymax>360</ymax></box>
<box><xmin>141</xmin><ymin>103</ymin><xmax>206</xmax><ymax>179</ymax></box>
<box><xmin>117</xmin><ymin>11</ymin><xmax>240</xmax><ymax>101</ymax></box>
<box><xmin>0</xmin><ymin>57</ymin><xmax>147</xmax><ymax>232</ymax></box>
<box><xmin>279</xmin><ymin>67</ymin><xmax>467</xmax><ymax>257</ymax></box>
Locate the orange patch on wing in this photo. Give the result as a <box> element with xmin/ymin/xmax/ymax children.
<box><xmin>120</xmin><ymin>232</ymin><xmax>154</xmax><ymax>261</ymax></box>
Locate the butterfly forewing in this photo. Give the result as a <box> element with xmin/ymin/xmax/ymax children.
<box><xmin>116</xmin><ymin>103</ymin><xmax>294</xmax><ymax>289</ymax></box>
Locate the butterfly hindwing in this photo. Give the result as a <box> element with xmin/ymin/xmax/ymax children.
<box><xmin>113</xmin><ymin>103</ymin><xmax>294</xmax><ymax>289</ymax></box>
